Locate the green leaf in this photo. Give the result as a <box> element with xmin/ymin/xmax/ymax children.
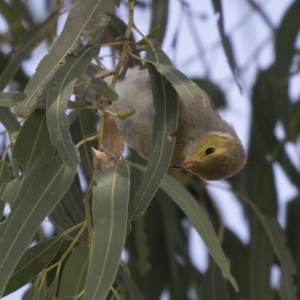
<box><xmin>149</xmin><ymin>0</ymin><xmax>168</xmax><ymax>45</ymax></box>
<box><xmin>159</xmin><ymin>174</ymin><xmax>238</xmax><ymax>291</ymax></box>
<box><xmin>145</xmin><ymin>44</ymin><xmax>208</xmax><ymax>111</ymax></box>
<box><xmin>264</xmin><ymin>218</ymin><xmax>297</xmax><ymax>300</ymax></box>
<box><xmin>0</xmin><ymin>14</ymin><xmax>57</xmax><ymax>90</ymax></box>
<box><xmin>88</xmin><ymin>77</ymin><xmax>119</xmax><ymax>101</ymax></box>
<box><xmin>128</xmin><ymin>48</ymin><xmax>178</xmax><ymax>221</ymax></box>
<box><xmin>14</xmin><ymin>0</ymin><xmax>110</xmax><ymax>117</ymax></box>
<box><xmin>59</xmin><ymin>243</ymin><xmax>89</xmax><ymax>299</ymax></box>
<box><xmin>235</xmin><ymin>190</ymin><xmax>298</xmax><ymax>300</ymax></box>
<box><xmin>0</xmin><ymin>111</ymin><xmax>54</xmax><ymax>211</ymax></box>
<box><xmin>83</xmin><ymin>163</ymin><xmax>130</xmax><ymax>300</ymax></box>
<box><xmin>211</xmin><ymin>0</ymin><xmax>241</xmax><ymax>91</ymax></box>
<box><xmin>46</xmin><ymin>45</ymin><xmax>100</xmax><ymax>169</ymax></box>
<box><xmin>69</xmin><ymin>109</ymin><xmax>98</xmax><ymax>180</ymax></box>
<box><xmin>0</xmin><ymin>155</ymin><xmax>77</xmax><ymax>296</ymax></box>
<box><xmin>3</xmin><ymin>234</ymin><xmax>64</xmax><ymax>296</ymax></box>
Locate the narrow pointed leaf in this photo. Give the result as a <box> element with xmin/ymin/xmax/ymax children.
<box><xmin>264</xmin><ymin>218</ymin><xmax>297</xmax><ymax>300</ymax></box>
<box><xmin>83</xmin><ymin>163</ymin><xmax>129</xmax><ymax>300</ymax></box>
<box><xmin>14</xmin><ymin>0</ymin><xmax>110</xmax><ymax>117</ymax></box>
<box><xmin>0</xmin><ymin>111</ymin><xmax>54</xmax><ymax>211</ymax></box>
<box><xmin>211</xmin><ymin>0</ymin><xmax>241</xmax><ymax>91</ymax></box>
<box><xmin>146</xmin><ymin>44</ymin><xmax>207</xmax><ymax>111</ymax></box>
<box><xmin>128</xmin><ymin>50</ymin><xmax>178</xmax><ymax>221</ymax></box>
<box><xmin>59</xmin><ymin>243</ymin><xmax>89</xmax><ymax>299</ymax></box>
<box><xmin>160</xmin><ymin>174</ymin><xmax>238</xmax><ymax>291</ymax></box>
<box><xmin>46</xmin><ymin>45</ymin><xmax>100</xmax><ymax>169</ymax></box>
<box><xmin>3</xmin><ymin>234</ymin><xmax>64</xmax><ymax>296</ymax></box>
<box><xmin>0</xmin><ymin>155</ymin><xmax>77</xmax><ymax>296</ymax></box>
<box><xmin>0</xmin><ymin>14</ymin><xmax>57</xmax><ymax>90</ymax></box>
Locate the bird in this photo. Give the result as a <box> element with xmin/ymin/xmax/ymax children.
<box><xmin>80</xmin><ymin>65</ymin><xmax>247</xmax><ymax>180</ymax></box>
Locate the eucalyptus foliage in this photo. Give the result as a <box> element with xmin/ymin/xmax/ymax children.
<box><xmin>0</xmin><ymin>1</ymin><xmax>299</xmax><ymax>300</ymax></box>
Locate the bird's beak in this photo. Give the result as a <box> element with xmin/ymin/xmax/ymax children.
<box><xmin>171</xmin><ymin>160</ymin><xmax>194</xmax><ymax>170</ymax></box>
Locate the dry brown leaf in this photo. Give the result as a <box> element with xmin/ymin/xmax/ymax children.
<box><xmin>92</xmin><ymin>147</ymin><xmax>116</xmax><ymax>170</ymax></box>
<box><xmin>91</xmin><ymin>115</ymin><xmax>124</xmax><ymax>171</ymax></box>
<box><xmin>101</xmin><ymin>115</ymin><xmax>124</xmax><ymax>158</ymax></box>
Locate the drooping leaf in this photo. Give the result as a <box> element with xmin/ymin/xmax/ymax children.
<box><xmin>0</xmin><ymin>14</ymin><xmax>57</xmax><ymax>90</ymax></box>
<box><xmin>0</xmin><ymin>155</ymin><xmax>77</xmax><ymax>296</ymax></box>
<box><xmin>59</xmin><ymin>243</ymin><xmax>89</xmax><ymax>299</ymax></box>
<box><xmin>83</xmin><ymin>163</ymin><xmax>129</xmax><ymax>300</ymax></box>
<box><xmin>149</xmin><ymin>0</ymin><xmax>168</xmax><ymax>45</ymax></box>
<box><xmin>159</xmin><ymin>174</ymin><xmax>238</xmax><ymax>291</ymax></box>
<box><xmin>211</xmin><ymin>0</ymin><xmax>241</xmax><ymax>92</ymax></box>
<box><xmin>0</xmin><ymin>111</ymin><xmax>54</xmax><ymax>211</ymax></box>
<box><xmin>128</xmin><ymin>47</ymin><xmax>178</xmax><ymax>221</ymax></box>
<box><xmin>14</xmin><ymin>0</ymin><xmax>110</xmax><ymax>117</ymax></box>
<box><xmin>145</xmin><ymin>44</ymin><xmax>208</xmax><ymax>111</ymax></box>
<box><xmin>46</xmin><ymin>45</ymin><xmax>100</xmax><ymax>169</ymax></box>
<box><xmin>3</xmin><ymin>234</ymin><xmax>64</xmax><ymax>296</ymax></box>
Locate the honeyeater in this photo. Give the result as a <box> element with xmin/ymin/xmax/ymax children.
<box><xmin>81</xmin><ymin>65</ymin><xmax>246</xmax><ymax>180</ymax></box>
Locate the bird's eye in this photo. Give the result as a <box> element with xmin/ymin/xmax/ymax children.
<box><xmin>205</xmin><ymin>147</ymin><xmax>215</xmax><ymax>155</ymax></box>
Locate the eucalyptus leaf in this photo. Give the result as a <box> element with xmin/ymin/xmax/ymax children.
<box><xmin>0</xmin><ymin>155</ymin><xmax>76</xmax><ymax>296</ymax></box>
<box><xmin>3</xmin><ymin>234</ymin><xmax>64</xmax><ymax>296</ymax></box>
<box><xmin>46</xmin><ymin>45</ymin><xmax>100</xmax><ymax>169</ymax></box>
<box><xmin>160</xmin><ymin>174</ymin><xmax>238</xmax><ymax>291</ymax></box>
<box><xmin>0</xmin><ymin>14</ymin><xmax>57</xmax><ymax>90</ymax></box>
<box><xmin>146</xmin><ymin>44</ymin><xmax>208</xmax><ymax>111</ymax></box>
<box><xmin>83</xmin><ymin>163</ymin><xmax>129</xmax><ymax>300</ymax></box>
<box><xmin>59</xmin><ymin>243</ymin><xmax>89</xmax><ymax>299</ymax></box>
<box><xmin>128</xmin><ymin>49</ymin><xmax>178</xmax><ymax>221</ymax></box>
<box><xmin>14</xmin><ymin>0</ymin><xmax>110</xmax><ymax>117</ymax></box>
<box><xmin>0</xmin><ymin>111</ymin><xmax>54</xmax><ymax>211</ymax></box>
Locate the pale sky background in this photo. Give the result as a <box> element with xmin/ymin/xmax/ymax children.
<box><xmin>1</xmin><ymin>0</ymin><xmax>300</xmax><ymax>299</ymax></box>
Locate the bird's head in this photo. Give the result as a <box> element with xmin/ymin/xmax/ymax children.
<box><xmin>174</xmin><ymin>132</ymin><xmax>246</xmax><ymax>180</ymax></box>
